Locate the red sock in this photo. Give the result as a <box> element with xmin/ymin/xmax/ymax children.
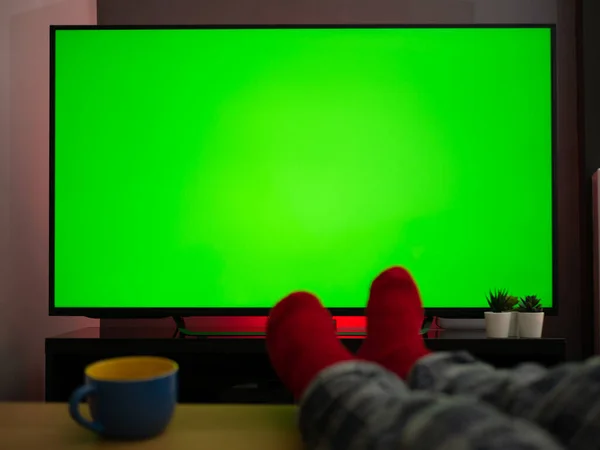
<box><xmin>266</xmin><ymin>292</ymin><xmax>354</xmax><ymax>399</ymax></box>
<box><xmin>357</xmin><ymin>267</ymin><xmax>431</xmax><ymax>379</ymax></box>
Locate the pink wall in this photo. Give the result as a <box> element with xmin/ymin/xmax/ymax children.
<box><xmin>1</xmin><ymin>0</ymin><xmax>98</xmax><ymax>401</ymax></box>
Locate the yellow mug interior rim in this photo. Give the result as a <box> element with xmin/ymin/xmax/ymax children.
<box><xmin>85</xmin><ymin>356</ymin><xmax>178</xmax><ymax>382</ymax></box>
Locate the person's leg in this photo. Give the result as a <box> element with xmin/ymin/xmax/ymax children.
<box><xmin>357</xmin><ymin>267</ymin><xmax>600</xmax><ymax>450</ymax></box>
<box><xmin>356</xmin><ymin>266</ymin><xmax>431</xmax><ymax>379</ymax></box>
<box><xmin>267</xmin><ymin>290</ymin><xmax>562</xmax><ymax>450</ymax></box>
<box><xmin>409</xmin><ymin>351</ymin><xmax>600</xmax><ymax>450</ymax></box>
<box><xmin>266</xmin><ymin>291</ymin><xmax>354</xmax><ymax>400</ymax></box>
<box><xmin>299</xmin><ymin>359</ymin><xmax>563</xmax><ymax>450</ymax></box>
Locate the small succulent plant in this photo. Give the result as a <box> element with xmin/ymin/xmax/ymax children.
<box><xmin>486</xmin><ymin>289</ymin><xmax>512</xmax><ymax>313</ymax></box>
<box><xmin>517</xmin><ymin>295</ymin><xmax>543</xmax><ymax>312</ymax></box>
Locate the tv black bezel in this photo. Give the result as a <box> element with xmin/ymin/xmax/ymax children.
<box><xmin>49</xmin><ymin>23</ymin><xmax>558</xmax><ymax>319</ymax></box>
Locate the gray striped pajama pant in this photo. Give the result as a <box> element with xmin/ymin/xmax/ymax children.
<box><xmin>299</xmin><ymin>352</ymin><xmax>600</xmax><ymax>449</ymax></box>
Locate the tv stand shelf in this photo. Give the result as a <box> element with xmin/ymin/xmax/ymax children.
<box><xmin>45</xmin><ymin>327</ymin><xmax>566</xmax><ymax>404</ymax></box>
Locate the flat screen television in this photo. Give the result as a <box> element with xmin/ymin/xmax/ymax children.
<box><xmin>50</xmin><ymin>25</ymin><xmax>556</xmax><ymax>318</ymax></box>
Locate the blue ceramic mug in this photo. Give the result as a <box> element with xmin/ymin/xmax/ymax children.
<box><xmin>68</xmin><ymin>356</ymin><xmax>178</xmax><ymax>439</ymax></box>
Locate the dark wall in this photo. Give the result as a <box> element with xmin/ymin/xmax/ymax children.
<box><xmin>97</xmin><ymin>0</ymin><xmax>476</xmax><ymax>25</ymax></box>
<box><xmin>580</xmin><ymin>1</ymin><xmax>600</xmax><ymax>175</ymax></box>
<box><xmin>579</xmin><ymin>0</ymin><xmax>600</xmax><ymax>357</ymax></box>
<box><xmin>96</xmin><ymin>0</ymin><xmax>590</xmax><ymax>360</ymax></box>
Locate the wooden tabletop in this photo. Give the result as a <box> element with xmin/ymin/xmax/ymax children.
<box><xmin>0</xmin><ymin>403</ymin><xmax>302</xmax><ymax>449</ymax></box>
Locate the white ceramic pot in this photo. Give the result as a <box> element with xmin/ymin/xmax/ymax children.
<box><xmin>484</xmin><ymin>311</ymin><xmax>512</xmax><ymax>338</ymax></box>
<box><xmin>518</xmin><ymin>312</ymin><xmax>544</xmax><ymax>338</ymax></box>
<box><xmin>508</xmin><ymin>311</ymin><xmax>519</xmax><ymax>337</ymax></box>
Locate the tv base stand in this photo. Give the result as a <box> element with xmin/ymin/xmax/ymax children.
<box><xmin>172</xmin><ymin>316</ymin><xmax>266</xmax><ymax>338</ymax></box>
<box><xmin>171</xmin><ymin>315</ymin><xmax>435</xmax><ymax>338</ymax></box>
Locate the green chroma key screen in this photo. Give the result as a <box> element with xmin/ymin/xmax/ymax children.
<box><xmin>52</xmin><ymin>26</ymin><xmax>554</xmax><ymax>311</ymax></box>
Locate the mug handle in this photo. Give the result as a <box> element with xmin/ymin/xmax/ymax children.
<box><xmin>68</xmin><ymin>385</ymin><xmax>104</xmax><ymax>433</ymax></box>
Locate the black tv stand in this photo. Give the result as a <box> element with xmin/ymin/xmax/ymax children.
<box><xmin>46</xmin><ymin>327</ymin><xmax>567</xmax><ymax>403</ymax></box>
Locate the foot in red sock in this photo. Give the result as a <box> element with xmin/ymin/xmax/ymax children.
<box><xmin>357</xmin><ymin>267</ymin><xmax>430</xmax><ymax>379</ymax></box>
<box><xmin>266</xmin><ymin>292</ymin><xmax>354</xmax><ymax>399</ymax></box>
